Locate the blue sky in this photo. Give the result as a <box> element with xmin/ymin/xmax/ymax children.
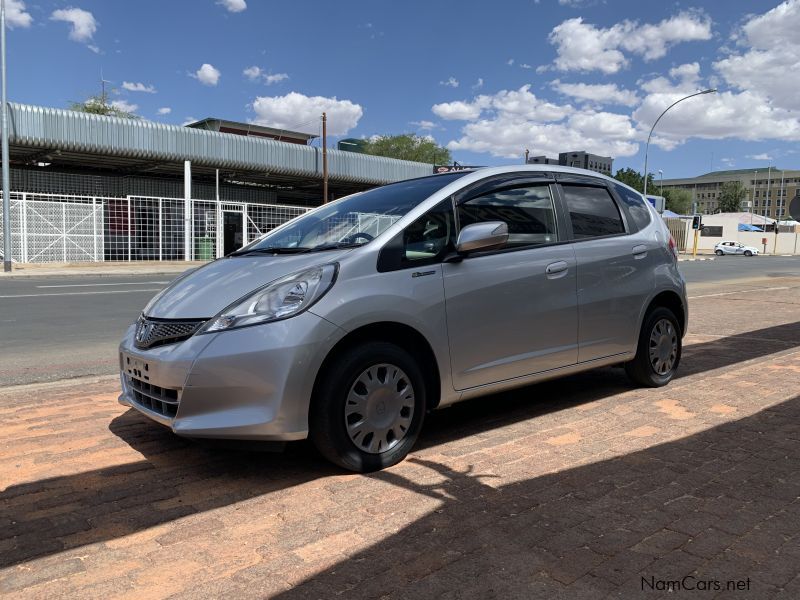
<box><xmin>5</xmin><ymin>0</ymin><xmax>799</xmax><ymax>178</ymax></box>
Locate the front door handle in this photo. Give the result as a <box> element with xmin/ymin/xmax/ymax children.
<box><xmin>632</xmin><ymin>244</ymin><xmax>648</xmax><ymax>259</ymax></box>
<box><xmin>546</xmin><ymin>261</ymin><xmax>569</xmax><ymax>278</ymax></box>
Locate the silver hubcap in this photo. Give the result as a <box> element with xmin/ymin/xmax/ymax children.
<box><xmin>345</xmin><ymin>363</ymin><xmax>415</xmax><ymax>454</ymax></box>
<box><xmin>649</xmin><ymin>318</ymin><xmax>678</xmax><ymax>376</ymax></box>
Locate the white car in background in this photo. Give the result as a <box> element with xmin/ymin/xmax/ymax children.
<box><xmin>714</xmin><ymin>241</ymin><xmax>759</xmax><ymax>256</ymax></box>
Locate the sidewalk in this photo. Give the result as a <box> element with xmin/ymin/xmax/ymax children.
<box><xmin>0</xmin><ymin>260</ymin><xmax>207</xmax><ymax>278</ymax></box>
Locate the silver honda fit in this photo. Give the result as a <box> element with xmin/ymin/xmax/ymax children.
<box><xmin>119</xmin><ymin>165</ymin><xmax>687</xmax><ymax>472</ymax></box>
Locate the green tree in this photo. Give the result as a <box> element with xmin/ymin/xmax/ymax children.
<box><xmin>613</xmin><ymin>167</ymin><xmax>654</xmax><ymax>194</ymax></box>
<box><xmin>718</xmin><ymin>181</ymin><xmax>746</xmax><ymax>212</ymax></box>
<box><xmin>364</xmin><ymin>134</ymin><xmax>451</xmax><ymax>164</ymax></box>
<box><xmin>662</xmin><ymin>188</ymin><xmax>692</xmax><ymax>214</ymax></box>
<box><xmin>69</xmin><ymin>94</ymin><xmax>139</xmax><ymax>119</ymax></box>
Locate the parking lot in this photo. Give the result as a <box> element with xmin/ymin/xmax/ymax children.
<box><xmin>1</xmin><ymin>262</ymin><xmax>800</xmax><ymax>599</ymax></box>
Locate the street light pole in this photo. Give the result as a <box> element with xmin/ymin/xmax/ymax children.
<box><xmin>643</xmin><ymin>88</ymin><xmax>716</xmax><ymax>197</ymax></box>
<box><xmin>1</xmin><ymin>0</ymin><xmax>11</xmax><ymax>272</ymax></box>
<box><xmin>658</xmin><ymin>169</ymin><xmax>663</xmax><ymax>196</ymax></box>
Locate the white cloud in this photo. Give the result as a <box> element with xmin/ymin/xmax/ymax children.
<box><xmin>440</xmin><ymin>76</ymin><xmax>459</xmax><ymax>88</ymax></box>
<box><xmin>633</xmin><ymin>90</ymin><xmax>800</xmax><ymax>150</ymax></box>
<box><xmin>433</xmin><ymin>85</ymin><xmax>636</xmax><ymax>159</ymax></box>
<box><xmin>157</xmin><ymin>107</ymin><xmax>172</xmax><ymax>115</ymax></box>
<box><xmin>244</xmin><ymin>67</ymin><xmax>288</xmax><ymax>85</ymax></box>
<box><xmin>519</xmin><ymin>63</ymin><xmax>533</xmax><ymax>69</ymax></box>
<box><xmin>472</xmin><ymin>78</ymin><xmax>484</xmax><ymax>90</ymax></box>
<box><xmin>6</xmin><ymin>0</ymin><xmax>32</xmax><ymax>28</ymax></box>
<box><xmin>122</xmin><ymin>81</ymin><xmax>156</xmax><ymax>94</ymax></box>
<box><xmin>182</xmin><ymin>116</ymin><xmax>197</xmax><ymax>126</ymax></box>
<box><xmin>547</xmin><ymin>12</ymin><xmax>711</xmax><ymax>74</ymax></box>
<box><xmin>551</xmin><ymin>79</ymin><xmax>639</xmax><ymax>107</ymax></box>
<box><xmin>50</xmin><ymin>7</ymin><xmax>97</xmax><ymax>43</ymax></box>
<box><xmin>87</xmin><ymin>44</ymin><xmax>100</xmax><ymax>54</ymax></box>
<box><xmin>217</xmin><ymin>0</ymin><xmax>246</xmax><ymax>12</ymax></box>
<box><xmin>714</xmin><ymin>0</ymin><xmax>800</xmax><ymax>112</ymax></box>
<box><xmin>264</xmin><ymin>73</ymin><xmax>289</xmax><ymax>85</ymax></box>
<box><xmin>432</xmin><ymin>99</ymin><xmax>487</xmax><ymax>121</ymax></box>
<box><xmin>410</xmin><ymin>120</ymin><xmax>440</xmax><ymax>131</ymax></box>
<box><xmin>433</xmin><ymin>85</ymin><xmax>573</xmax><ymax>123</ymax></box>
<box><xmin>747</xmin><ymin>153</ymin><xmax>773</xmax><ymax>160</ymax></box>
<box><xmin>243</xmin><ymin>66</ymin><xmax>262</xmax><ymax>81</ymax></box>
<box><xmin>193</xmin><ymin>63</ymin><xmax>221</xmax><ymax>86</ymax></box>
<box><xmin>506</xmin><ymin>58</ymin><xmax>514</xmax><ymax>66</ymax></box>
<box><xmin>110</xmin><ymin>99</ymin><xmax>138</xmax><ymax>113</ymax></box>
<box><xmin>251</xmin><ymin>92</ymin><xmax>363</xmax><ymax>136</ymax></box>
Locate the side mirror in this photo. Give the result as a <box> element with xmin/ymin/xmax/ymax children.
<box><xmin>455</xmin><ymin>221</ymin><xmax>509</xmax><ymax>254</ymax></box>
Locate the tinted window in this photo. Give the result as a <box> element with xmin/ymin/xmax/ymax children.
<box><xmin>402</xmin><ymin>199</ymin><xmax>454</xmax><ymax>263</ymax></box>
<box><xmin>561</xmin><ymin>185</ymin><xmax>625</xmax><ymax>239</ymax></box>
<box><xmin>458</xmin><ymin>184</ymin><xmax>558</xmax><ymax>248</ymax></box>
<box><xmin>613</xmin><ymin>183</ymin><xmax>652</xmax><ymax>230</ymax></box>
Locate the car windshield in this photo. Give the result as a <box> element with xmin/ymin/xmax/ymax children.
<box><xmin>234</xmin><ymin>172</ymin><xmax>468</xmax><ymax>254</ymax></box>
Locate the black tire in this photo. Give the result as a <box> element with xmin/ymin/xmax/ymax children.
<box><xmin>310</xmin><ymin>342</ymin><xmax>426</xmax><ymax>472</ymax></box>
<box><xmin>715</xmin><ymin>249</ymin><xmax>723</xmax><ymax>256</ymax></box>
<box><xmin>744</xmin><ymin>250</ymin><xmax>753</xmax><ymax>257</ymax></box>
<box><xmin>625</xmin><ymin>306</ymin><xmax>682</xmax><ymax>388</ymax></box>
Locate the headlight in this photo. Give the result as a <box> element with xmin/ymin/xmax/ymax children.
<box><xmin>199</xmin><ymin>264</ymin><xmax>338</xmax><ymax>333</ymax></box>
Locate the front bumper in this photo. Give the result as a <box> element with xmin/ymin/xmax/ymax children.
<box><xmin>118</xmin><ymin>312</ymin><xmax>344</xmax><ymax>441</ymax></box>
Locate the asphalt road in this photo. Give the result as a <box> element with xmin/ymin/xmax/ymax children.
<box><xmin>1</xmin><ymin>256</ymin><xmax>798</xmax><ymax>387</ymax></box>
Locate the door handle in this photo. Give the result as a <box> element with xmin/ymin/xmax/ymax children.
<box><xmin>632</xmin><ymin>244</ymin><xmax>648</xmax><ymax>259</ymax></box>
<box><xmin>545</xmin><ymin>261</ymin><xmax>568</xmax><ymax>277</ymax></box>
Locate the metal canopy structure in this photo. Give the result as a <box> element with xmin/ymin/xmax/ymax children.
<box><xmin>4</xmin><ymin>102</ymin><xmax>433</xmax><ymax>203</ymax></box>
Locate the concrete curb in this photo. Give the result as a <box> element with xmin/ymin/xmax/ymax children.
<box><xmin>0</xmin><ymin>261</ymin><xmax>206</xmax><ymax>278</ymax></box>
<box><xmin>678</xmin><ymin>256</ymin><xmax>716</xmax><ymax>262</ymax></box>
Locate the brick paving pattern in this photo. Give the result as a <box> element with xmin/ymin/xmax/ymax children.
<box><xmin>1</xmin><ymin>278</ymin><xmax>799</xmax><ymax>599</ymax></box>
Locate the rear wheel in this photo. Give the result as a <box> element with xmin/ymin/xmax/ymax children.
<box><xmin>625</xmin><ymin>307</ymin><xmax>681</xmax><ymax>387</ymax></box>
<box><xmin>715</xmin><ymin>249</ymin><xmax>723</xmax><ymax>256</ymax></box>
<box><xmin>310</xmin><ymin>342</ymin><xmax>426</xmax><ymax>472</ymax></box>
<box><xmin>744</xmin><ymin>250</ymin><xmax>753</xmax><ymax>257</ymax></box>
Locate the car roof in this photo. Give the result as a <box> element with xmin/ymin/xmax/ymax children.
<box><xmin>428</xmin><ymin>164</ymin><xmax>640</xmax><ymax>196</ymax></box>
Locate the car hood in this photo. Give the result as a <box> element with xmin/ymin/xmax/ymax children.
<box><xmin>144</xmin><ymin>251</ymin><xmax>350</xmax><ymax>320</ymax></box>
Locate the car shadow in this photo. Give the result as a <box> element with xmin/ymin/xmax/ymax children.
<box><xmin>271</xmin><ymin>395</ymin><xmax>800</xmax><ymax>599</ymax></box>
<box><xmin>0</xmin><ymin>320</ymin><xmax>798</xmax><ymax>570</ymax></box>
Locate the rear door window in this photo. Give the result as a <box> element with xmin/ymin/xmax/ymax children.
<box><xmin>612</xmin><ymin>183</ymin><xmax>652</xmax><ymax>230</ymax></box>
<box><xmin>561</xmin><ymin>185</ymin><xmax>625</xmax><ymax>239</ymax></box>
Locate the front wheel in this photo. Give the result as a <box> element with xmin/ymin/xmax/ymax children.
<box><xmin>625</xmin><ymin>307</ymin><xmax>682</xmax><ymax>387</ymax></box>
<box><xmin>744</xmin><ymin>250</ymin><xmax>753</xmax><ymax>257</ymax></box>
<box><xmin>310</xmin><ymin>342</ymin><xmax>426</xmax><ymax>472</ymax></box>
<box><xmin>715</xmin><ymin>249</ymin><xmax>724</xmax><ymax>256</ymax></box>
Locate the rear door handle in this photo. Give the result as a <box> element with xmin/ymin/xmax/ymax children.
<box><xmin>546</xmin><ymin>261</ymin><xmax>568</xmax><ymax>278</ymax></box>
<box><xmin>632</xmin><ymin>244</ymin><xmax>648</xmax><ymax>259</ymax></box>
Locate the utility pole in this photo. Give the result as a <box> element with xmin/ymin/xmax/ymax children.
<box><xmin>1</xmin><ymin>0</ymin><xmax>11</xmax><ymax>272</ymax></box>
<box><xmin>524</xmin><ymin>148</ymin><xmax>529</xmax><ymax>164</ymax></box>
<box><xmin>751</xmin><ymin>171</ymin><xmax>757</xmax><ymax>226</ymax></box>
<box><xmin>322</xmin><ymin>112</ymin><xmax>328</xmax><ymax>204</ymax></box>
<box><xmin>775</xmin><ymin>170</ymin><xmax>784</xmax><ymax>255</ymax></box>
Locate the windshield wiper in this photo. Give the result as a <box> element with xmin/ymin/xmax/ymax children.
<box><xmin>228</xmin><ymin>246</ymin><xmax>310</xmax><ymax>257</ymax></box>
<box><xmin>300</xmin><ymin>242</ymin><xmax>366</xmax><ymax>253</ymax></box>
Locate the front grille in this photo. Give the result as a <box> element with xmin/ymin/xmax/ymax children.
<box><xmin>134</xmin><ymin>316</ymin><xmax>205</xmax><ymax>349</ymax></box>
<box><xmin>126</xmin><ymin>375</ymin><xmax>180</xmax><ymax>418</ymax></box>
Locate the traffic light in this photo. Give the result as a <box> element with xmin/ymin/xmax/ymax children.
<box><xmin>692</xmin><ymin>215</ymin><xmax>702</xmax><ymax>230</ymax></box>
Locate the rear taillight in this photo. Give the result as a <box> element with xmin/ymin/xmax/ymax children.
<box><xmin>668</xmin><ymin>233</ymin><xmax>678</xmax><ymax>260</ymax></box>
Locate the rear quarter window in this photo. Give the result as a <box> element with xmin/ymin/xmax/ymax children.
<box><xmin>612</xmin><ymin>183</ymin><xmax>652</xmax><ymax>230</ymax></box>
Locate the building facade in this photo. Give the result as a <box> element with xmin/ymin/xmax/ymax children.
<box><xmin>661</xmin><ymin>168</ymin><xmax>800</xmax><ymax>219</ymax></box>
<box><xmin>526</xmin><ymin>150</ymin><xmax>613</xmax><ymax>175</ymax></box>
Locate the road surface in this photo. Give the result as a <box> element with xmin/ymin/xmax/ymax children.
<box><xmin>1</xmin><ymin>256</ymin><xmax>798</xmax><ymax>387</ymax></box>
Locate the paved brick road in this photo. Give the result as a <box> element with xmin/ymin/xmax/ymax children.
<box><xmin>1</xmin><ymin>278</ymin><xmax>799</xmax><ymax>599</ymax></box>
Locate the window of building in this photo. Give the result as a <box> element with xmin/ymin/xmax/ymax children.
<box><xmin>560</xmin><ymin>185</ymin><xmax>625</xmax><ymax>239</ymax></box>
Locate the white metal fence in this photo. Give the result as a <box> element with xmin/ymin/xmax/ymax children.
<box><xmin>0</xmin><ymin>192</ymin><xmax>310</xmax><ymax>263</ymax></box>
